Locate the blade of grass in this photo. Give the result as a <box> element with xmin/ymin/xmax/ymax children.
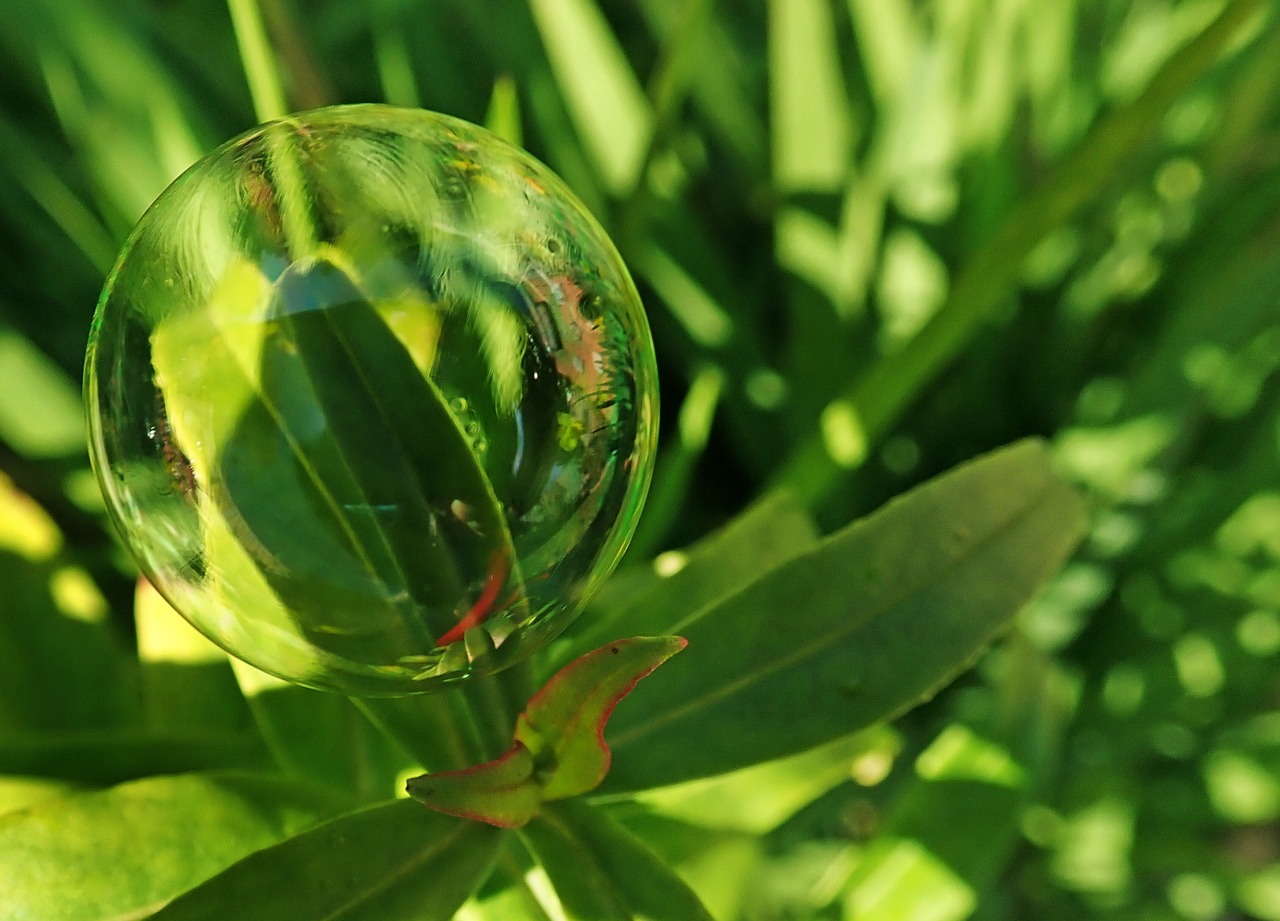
<box><xmin>769</xmin><ymin>0</ymin><xmax>855</xmax><ymax>193</ymax></box>
<box><xmin>528</xmin><ymin>0</ymin><xmax>652</xmax><ymax>196</ymax></box>
<box><xmin>616</xmin><ymin>0</ymin><xmax>714</xmax><ymax>248</ymax></box>
<box><xmin>485</xmin><ymin>75</ymin><xmax>523</xmax><ymax>147</ymax></box>
<box><xmin>259</xmin><ymin>0</ymin><xmax>335</xmax><ymax>110</ymax></box>
<box><xmin>227</xmin><ymin>0</ymin><xmax>288</xmax><ymax>122</ymax></box>
<box><xmin>775</xmin><ymin>0</ymin><xmax>1267</xmax><ymax>508</ymax></box>
<box><xmin>0</xmin><ymin>117</ymin><xmax>117</xmax><ymax>274</ymax></box>
<box><xmin>627</xmin><ymin>364</ymin><xmax>724</xmax><ymax>560</ymax></box>
<box><xmin>372</xmin><ymin>10</ymin><xmax>422</xmax><ymax>108</ymax></box>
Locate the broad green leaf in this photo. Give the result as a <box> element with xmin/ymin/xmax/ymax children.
<box><xmin>151</xmin><ymin>253</ymin><xmax>526</xmax><ymax>693</ymax></box>
<box><xmin>600</xmin><ymin>439</ymin><xmax>1087</xmax><ymax>793</ymax></box>
<box><xmin>407</xmin><ymin>637</ymin><xmax>684</xmax><ymax>825</ymax></box>
<box><xmin>220</xmin><ymin>257</ymin><xmax>519</xmax><ymax>659</ymax></box>
<box><xmin>0</xmin><ymin>772</ymin><xmax>346</xmax><ymax>921</ymax></box>
<box><xmin>520</xmin><ymin>798</ymin><xmax>715</xmax><ymax>921</ymax></box>
<box><xmin>0</xmin><ymin>775</ymin><xmax>79</xmax><ymax>817</ymax></box>
<box><xmin>617</xmin><ymin>726</ymin><xmax>899</xmax><ymax>835</ymax></box>
<box><xmin>0</xmin><ymin>729</ymin><xmax>268</xmax><ymax>784</ymax></box>
<box><xmin>553</xmin><ymin>491</ymin><xmax>818</xmax><ymax>671</ymax></box>
<box><xmin>148</xmin><ymin>799</ymin><xmax>503</xmax><ymax>921</ymax></box>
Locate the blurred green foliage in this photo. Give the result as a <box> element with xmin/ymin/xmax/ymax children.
<box><xmin>1</xmin><ymin>0</ymin><xmax>1279</xmax><ymax>919</ymax></box>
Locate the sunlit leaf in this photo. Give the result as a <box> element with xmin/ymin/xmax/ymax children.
<box><xmin>149</xmin><ymin>799</ymin><xmax>502</xmax><ymax>921</ymax></box>
<box><xmin>0</xmin><ymin>772</ymin><xmax>346</xmax><ymax>921</ymax></box>
<box><xmin>601</xmin><ymin>439</ymin><xmax>1087</xmax><ymax>792</ymax></box>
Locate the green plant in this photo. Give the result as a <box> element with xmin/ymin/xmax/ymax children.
<box><xmin>2</xmin><ymin>0</ymin><xmax>1279</xmax><ymax>918</ymax></box>
<box><xmin>2</xmin><ymin>435</ymin><xmax>1084</xmax><ymax>919</ymax></box>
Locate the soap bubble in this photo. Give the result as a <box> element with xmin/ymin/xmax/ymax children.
<box><xmin>85</xmin><ymin>105</ymin><xmax>658</xmax><ymax>695</ymax></box>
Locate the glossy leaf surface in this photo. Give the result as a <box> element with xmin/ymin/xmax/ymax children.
<box><xmin>601</xmin><ymin>439</ymin><xmax>1088</xmax><ymax>792</ymax></box>
<box><xmin>148</xmin><ymin>799</ymin><xmax>502</xmax><ymax>921</ymax></box>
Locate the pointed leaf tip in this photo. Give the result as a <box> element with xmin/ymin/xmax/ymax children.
<box><xmin>517</xmin><ymin>635</ymin><xmax>687</xmax><ymax>800</ymax></box>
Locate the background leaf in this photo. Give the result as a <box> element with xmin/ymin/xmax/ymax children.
<box><xmin>519</xmin><ymin>798</ymin><xmax>715</xmax><ymax>921</ymax></box>
<box><xmin>552</xmin><ymin>491</ymin><xmax>818</xmax><ymax>670</ymax></box>
<box><xmin>148</xmin><ymin>798</ymin><xmax>503</xmax><ymax>921</ymax></box>
<box><xmin>0</xmin><ymin>771</ymin><xmax>346</xmax><ymax>921</ymax></box>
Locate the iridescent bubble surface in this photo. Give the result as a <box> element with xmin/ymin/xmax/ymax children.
<box><xmin>85</xmin><ymin>105</ymin><xmax>658</xmax><ymax>695</ymax></box>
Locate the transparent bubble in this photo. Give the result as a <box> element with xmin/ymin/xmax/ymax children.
<box><xmin>85</xmin><ymin>105</ymin><xmax>658</xmax><ymax>695</ymax></box>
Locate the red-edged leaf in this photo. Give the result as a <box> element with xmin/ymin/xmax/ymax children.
<box><xmin>406</xmin><ymin>636</ymin><xmax>685</xmax><ymax>826</ymax></box>
<box><xmin>405</xmin><ymin>742</ymin><xmax>540</xmax><ymax>829</ymax></box>
<box><xmin>515</xmin><ymin>636</ymin><xmax>687</xmax><ymax>800</ymax></box>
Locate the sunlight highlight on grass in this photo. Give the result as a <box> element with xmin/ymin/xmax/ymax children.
<box><xmin>529</xmin><ymin>0</ymin><xmax>651</xmax><ymax>195</ymax></box>
<box><xmin>845</xmin><ymin>838</ymin><xmax>976</xmax><ymax>921</ymax></box>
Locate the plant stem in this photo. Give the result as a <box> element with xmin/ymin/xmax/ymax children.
<box><xmin>227</xmin><ymin>0</ymin><xmax>288</xmax><ymax>123</ymax></box>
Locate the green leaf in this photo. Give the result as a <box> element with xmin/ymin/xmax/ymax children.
<box><xmin>150</xmin><ymin>253</ymin><xmax>527</xmax><ymax>695</ymax></box>
<box><xmin>406</xmin><ymin>741</ymin><xmax>541</xmax><ymax>829</ymax></box>
<box><xmin>600</xmin><ymin>439</ymin><xmax>1088</xmax><ymax>793</ymax></box>
<box><xmin>517</xmin><ymin>636</ymin><xmax>686</xmax><ymax>800</ymax></box>
<box><xmin>519</xmin><ymin>798</ymin><xmax>715</xmax><ymax>921</ymax></box>
<box><xmin>553</xmin><ymin>491</ymin><xmax>818</xmax><ymax>671</ymax></box>
<box><xmin>0</xmin><ymin>775</ymin><xmax>79</xmax><ymax>817</ymax></box>
<box><xmin>617</xmin><ymin>726</ymin><xmax>899</xmax><ymax>835</ymax></box>
<box><xmin>221</xmin><ymin>257</ymin><xmax>519</xmax><ymax>658</ymax></box>
<box><xmin>0</xmin><ymin>729</ymin><xmax>269</xmax><ymax>785</ymax></box>
<box><xmin>148</xmin><ymin>799</ymin><xmax>503</xmax><ymax>921</ymax></box>
<box><xmin>407</xmin><ymin>637</ymin><xmax>684</xmax><ymax>826</ymax></box>
<box><xmin>0</xmin><ymin>771</ymin><xmax>346</xmax><ymax>921</ymax></box>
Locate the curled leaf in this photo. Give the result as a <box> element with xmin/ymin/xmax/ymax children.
<box><xmin>516</xmin><ymin>635</ymin><xmax>687</xmax><ymax>800</ymax></box>
<box><xmin>406</xmin><ymin>742</ymin><xmax>540</xmax><ymax>829</ymax></box>
<box><xmin>406</xmin><ymin>636</ymin><xmax>686</xmax><ymax>826</ymax></box>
